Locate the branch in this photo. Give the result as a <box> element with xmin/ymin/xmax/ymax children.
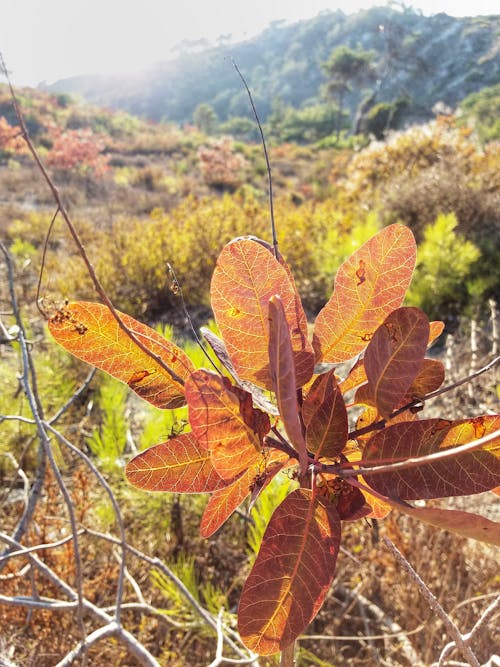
<box><xmin>348</xmin><ymin>354</ymin><xmax>500</xmax><ymax>441</ymax></box>
<box><xmin>82</xmin><ymin>527</ymin><xmax>251</xmax><ymax>660</ymax></box>
<box><xmin>45</xmin><ymin>423</ymin><xmax>127</xmax><ymax>625</ymax></box>
<box><xmin>0</xmin><ymin>243</ymin><xmax>46</xmax><ymax>574</ymax></box>
<box><xmin>231</xmin><ymin>60</ymin><xmax>278</xmax><ymax>258</ymax></box>
<box><xmin>0</xmin><ymin>532</ymin><xmax>160</xmax><ymax>667</ymax></box>
<box><xmin>320</xmin><ymin>427</ymin><xmax>500</xmax><ymax>478</ymax></box>
<box><xmin>383</xmin><ymin>537</ymin><xmax>481</xmax><ymax>667</ymax></box>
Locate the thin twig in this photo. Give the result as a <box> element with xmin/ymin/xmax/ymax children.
<box><xmin>0</xmin><ymin>531</ymin><xmax>161</xmax><ymax>667</ymax></box>
<box><xmin>231</xmin><ymin>59</ymin><xmax>278</xmax><ymax>258</ymax></box>
<box><xmin>383</xmin><ymin>537</ymin><xmax>480</xmax><ymax>667</ymax></box>
<box><xmin>48</xmin><ymin>368</ymin><xmax>96</xmax><ymax>424</ymax></box>
<box><xmin>45</xmin><ymin>423</ymin><xmax>127</xmax><ymax>625</ymax></box>
<box><xmin>36</xmin><ymin>206</ymin><xmax>60</xmax><ymax>318</ymax></box>
<box><xmin>348</xmin><ymin>354</ymin><xmax>500</xmax><ymax>441</ymax></box>
<box><xmin>82</xmin><ymin>527</ymin><xmax>251</xmax><ymax>659</ymax></box>
<box><xmin>321</xmin><ymin>427</ymin><xmax>500</xmax><ymax>478</ymax></box>
<box><xmin>0</xmin><ymin>243</ymin><xmax>47</xmax><ymax>575</ymax></box>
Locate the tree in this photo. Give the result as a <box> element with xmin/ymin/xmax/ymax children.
<box><xmin>193</xmin><ymin>103</ymin><xmax>218</xmax><ymax>135</ymax></box>
<box><xmin>322</xmin><ymin>46</ymin><xmax>376</xmax><ymax>139</ymax></box>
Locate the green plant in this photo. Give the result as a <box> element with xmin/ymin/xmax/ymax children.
<box><xmin>86</xmin><ymin>374</ymin><xmax>128</xmax><ymax>471</ymax></box>
<box><xmin>406</xmin><ymin>212</ymin><xmax>480</xmax><ymax>320</ymax></box>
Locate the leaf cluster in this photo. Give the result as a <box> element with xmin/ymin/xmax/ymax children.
<box><xmin>48</xmin><ymin>224</ymin><xmax>500</xmax><ymax>656</ymax></box>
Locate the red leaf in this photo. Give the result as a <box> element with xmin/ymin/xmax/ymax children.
<box><xmin>313</xmin><ymin>224</ymin><xmax>416</xmax><ymax>363</ymax></box>
<box><xmin>268</xmin><ymin>295</ymin><xmax>309</xmax><ymax>473</ymax></box>
<box><xmin>363</xmin><ymin>417</ymin><xmax>500</xmax><ymax>499</ymax></box>
<box><xmin>388</xmin><ymin>499</ymin><xmax>500</xmax><ymax>546</ymax></box>
<box><xmin>364</xmin><ymin>307</ymin><xmax>429</xmax><ymax>419</ymax></box>
<box><xmin>211</xmin><ymin>238</ymin><xmax>314</xmax><ymax>390</ymax></box>
<box><xmin>185</xmin><ymin>369</ymin><xmax>267</xmax><ymax>479</ymax></box>
<box><xmin>407</xmin><ymin>358</ymin><xmax>445</xmax><ymax>399</ymax></box>
<box><xmin>125</xmin><ymin>432</ymin><xmax>226</xmax><ymax>493</ymax></box>
<box><xmin>49</xmin><ymin>301</ymin><xmax>194</xmax><ymax>408</ymax></box>
<box><xmin>238</xmin><ymin>488</ymin><xmax>341</xmax><ymax>655</ymax></box>
<box><xmin>303</xmin><ymin>370</ymin><xmax>348</xmax><ymax>459</ymax></box>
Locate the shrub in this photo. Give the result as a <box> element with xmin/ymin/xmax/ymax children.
<box><xmin>0</xmin><ymin>116</ymin><xmax>25</xmax><ymax>158</ymax></box>
<box><xmin>45</xmin><ymin>125</ymin><xmax>110</xmax><ymax>175</ymax></box>
<box><xmin>406</xmin><ymin>212</ymin><xmax>480</xmax><ymax>321</ymax></box>
<box><xmin>197</xmin><ymin>137</ymin><xmax>248</xmax><ymax>190</ymax></box>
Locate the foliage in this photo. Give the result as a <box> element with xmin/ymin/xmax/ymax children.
<box><xmin>406</xmin><ymin>213</ymin><xmax>480</xmax><ymax>320</ymax></box>
<box><xmin>38</xmin><ymin>9</ymin><xmax>500</xmax><ymax>134</ymax></box>
<box><xmin>322</xmin><ymin>46</ymin><xmax>376</xmax><ymax>138</ymax></box>
<box><xmin>193</xmin><ymin>103</ymin><xmax>218</xmax><ymax>135</ymax></box>
<box><xmin>359</xmin><ymin>98</ymin><xmax>408</xmax><ymax>139</ymax></box>
<box><xmin>458</xmin><ymin>83</ymin><xmax>500</xmax><ymax>143</ymax></box>
<box><xmin>45</xmin><ymin>125</ymin><xmax>110</xmax><ymax>175</ymax></box>
<box><xmin>334</xmin><ymin>118</ymin><xmax>500</xmax><ymax>312</ymax></box>
<box><xmin>48</xmin><ymin>224</ymin><xmax>500</xmax><ymax>658</ymax></box>
<box><xmin>197</xmin><ymin>137</ymin><xmax>248</xmax><ymax>190</ymax></box>
<box><xmin>273</xmin><ymin>104</ymin><xmax>346</xmax><ymax>144</ymax></box>
<box><xmin>0</xmin><ymin>116</ymin><xmax>25</xmax><ymax>158</ymax></box>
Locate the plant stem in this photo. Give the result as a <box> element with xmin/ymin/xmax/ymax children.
<box><xmin>280</xmin><ymin>642</ymin><xmax>296</xmax><ymax>667</ymax></box>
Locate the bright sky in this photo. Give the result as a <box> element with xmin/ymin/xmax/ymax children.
<box><xmin>1</xmin><ymin>0</ymin><xmax>498</xmax><ymax>87</ymax></box>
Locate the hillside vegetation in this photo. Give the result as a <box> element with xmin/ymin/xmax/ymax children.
<box><xmin>43</xmin><ymin>6</ymin><xmax>500</xmax><ymax>135</ymax></box>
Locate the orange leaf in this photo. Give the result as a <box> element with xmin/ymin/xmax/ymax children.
<box><xmin>200</xmin><ymin>467</ymin><xmax>254</xmax><ymax>538</ymax></box>
<box><xmin>313</xmin><ymin>224</ymin><xmax>416</xmax><ymax>363</ymax></box>
<box><xmin>316</xmin><ymin>475</ymin><xmax>370</xmax><ymax>521</ymax></box>
<box><xmin>363</xmin><ymin>417</ymin><xmax>500</xmax><ymax>499</ymax></box>
<box><xmin>428</xmin><ymin>320</ymin><xmax>445</xmax><ymax>347</ymax></box>
<box><xmin>199</xmin><ymin>449</ymin><xmax>290</xmax><ymax>538</ymax></box>
<box><xmin>268</xmin><ymin>295</ymin><xmax>309</xmax><ymax>473</ymax></box>
<box><xmin>185</xmin><ymin>369</ymin><xmax>267</xmax><ymax>479</ymax></box>
<box><xmin>125</xmin><ymin>432</ymin><xmax>226</xmax><ymax>493</ymax></box>
<box><xmin>49</xmin><ymin>301</ymin><xmax>193</xmax><ymax>408</ymax></box>
<box><xmin>238</xmin><ymin>488</ymin><xmax>341</xmax><ymax>655</ymax></box>
<box><xmin>346</xmin><ymin>448</ymin><xmax>392</xmax><ymax>518</ymax></box>
<box><xmin>211</xmin><ymin>238</ymin><xmax>313</xmax><ymax>390</ymax></box>
<box><xmin>303</xmin><ymin>370</ymin><xmax>348</xmax><ymax>459</ymax></box>
<box><xmin>339</xmin><ymin>358</ymin><xmax>367</xmax><ymax>394</ymax></box>
<box><xmin>364</xmin><ymin>307</ymin><xmax>429</xmax><ymax>419</ymax></box>
<box><xmin>201</xmin><ymin>326</ymin><xmax>279</xmax><ymax>416</ymax></box>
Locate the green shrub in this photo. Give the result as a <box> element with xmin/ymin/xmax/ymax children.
<box><xmin>406</xmin><ymin>212</ymin><xmax>480</xmax><ymax>320</ymax></box>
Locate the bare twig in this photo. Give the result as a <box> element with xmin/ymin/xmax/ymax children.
<box><xmin>0</xmin><ymin>531</ymin><xmax>161</xmax><ymax>667</ymax></box>
<box><xmin>0</xmin><ymin>241</ymin><xmax>89</xmax><ymax>648</ymax></box>
<box><xmin>231</xmin><ymin>59</ymin><xmax>278</xmax><ymax>258</ymax></box>
<box><xmin>383</xmin><ymin>537</ymin><xmax>481</xmax><ymax>667</ymax></box>
<box><xmin>82</xmin><ymin>527</ymin><xmax>251</xmax><ymax>659</ymax></box>
<box><xmin>0</xmin><ymin>243</ymin><xmax>47</xmax><ymax>575</ymax></box>
<box><xmin>321</xmin><ymin>427</ymin><xmax>500</xmax><ymax>478</ymax></box>
<box><xmin>489</xmin><ymin>300</ymin><xmax>498</xmax><ymax>357</ymax></box>
<box><xmin>48</xmin><ymin>368</ymin><xmax>96</xmax><ymax>424</ymax></box>
<box><xmin>348</xmin><ymin>354</ymin><xmax>500</xmax><ymax>441</ymax></box>
<box><xmin>45</xmin><ymin>423</ymin><xmax>127</xmax><ymax>625</ymax></box>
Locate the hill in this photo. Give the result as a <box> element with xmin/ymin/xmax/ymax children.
<box><xmin>41</xmin><ymin>6</ymin><xmax>500</xmax><ymax>130</ymax></box>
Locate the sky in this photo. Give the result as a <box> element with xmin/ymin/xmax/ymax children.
<box><xmin>1</xmin><ymin>0</ymin><xmax>498</xmax><ymax>87</ymax></box>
